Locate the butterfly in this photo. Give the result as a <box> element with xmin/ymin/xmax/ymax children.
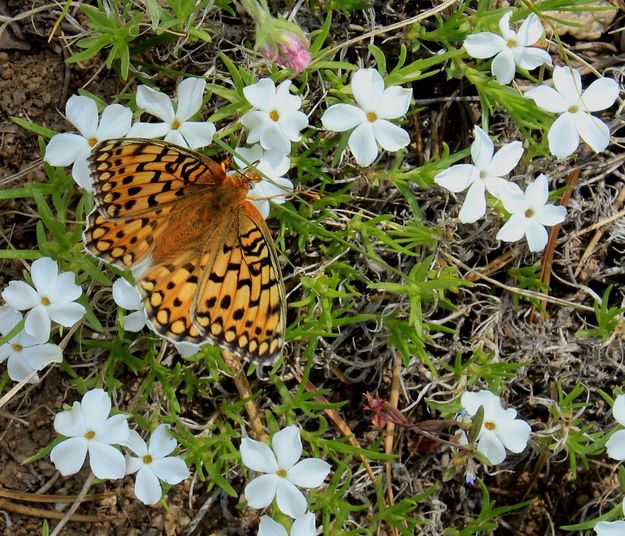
<box><xmin>83</xmin><ymin>138</ymin><xmax>286</xmax><ymax>363</ymax></box>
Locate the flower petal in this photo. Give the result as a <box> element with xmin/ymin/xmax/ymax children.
<box><xmin>287</xmin><ymin>458</ymin><xmax>331</xmax><ymax>488</ymax></box>
<box><xmin>164</xmin><ymin>129</ymin><xmax>188</xmax><ymax>148</ymax></box>
<box><xmin>24</xmin><ymin>306</ymin><xmax>51</xmax><ymax>341</ymax></box>
<box><xmin>275</xmin><ymin>80</ymin><xmax>303</xmax><ymax>112</ymax></box>
<box><xmin>244</xmin><ymin>78</ymin><xmax>277</xmax><ymax>111</ymax></box>
<box><xmin>277</xmin><ymin>110</ymin><xmax>308</xmax><ymax>142</ymax></box>
<box><xmin>150</xmin><ymin>456</ymin><xmax>190</xmax><ymax>484</ymax></box>
<box><xmin>580</xmin><ymin>77</ymin><xmax>620</xmax><ymax>112</ymax></box>
<box><xmin>514</xmin><ymin>46</ymin><xmax>552</xmax><ymax>71</ymax></box>
<box><xmin>525</xmin><ymin>173</ymin><xmax>549</xmax><ymax>207</ymax></box>
<box><xmin>552</xmin><ymin>65</ymin><xmax>583</xmax><ymax>106</ymax></box>
<box><xmin>463</xmin><ymin>32</ymin><xmax>506</xmax><ymax>59</ymax></box>
<box><xmin>30</xmin><ymin>257</ymin><xmax>58</xmax><ymax>297</ymax></box>
<box><xmin>50</xmin><ymin>437</ymin><xmax>88</xmax><ymax>475</ymax></box>
<box><xmin>244</xmin><ymin>473</ymin><xmax>279</xmax><ymax>508</ymax></box>
<box><xmin>124</xmin><ymin>429</ymin><xmax>148</xmax><ymax>457</ymax></box>
<box><xmin>348</xmin><ymin>122</ymin><xmax>378</xmax><ymax>167</ymax></box>
<box><xmin>574</xmin><ymin>112</ymin><xmax>610</xmax><ymax>154</ymax></box>
<box><xmin>0</xmin><ymin>306</ymin><xmax>22</xmax><ymax>336</ymax></box>
<box><xmin>241</xmin><ymin>110</ymin><xmax>270</xmax><ymax>144</ymax></box>
<box><xmin>515</xmin><ymin>13</ymin><xmax>544</xmax><ymax>46</ymax></box>
<box><xmin>471</xmin><ymin>126</ymin><xmax>494</xmax><ymax>170</ymax></box>
<box><xmin>377</xmin><ymin>86</ymin><xmax>412</xmax><ymax>119</ymax></box>
<box><xmin>48</xmin><ymin>271</ymin><xmax>82</xmax><ymax>304</ymax></box>
<box><xmin>524</xmin><ymin>219</ymin><xmax>549</xmax><ymax>252</ymax></box>
<box><xmin>149</xmin><ymin>424</ymin><xmax>177</xmax><ymax>458</ymax></box>
<box><xmin>97</xmin><ymin>414</ymin><xmax>129</xmax><ymax>445</ymax></box>
<box><xmin>351</xmin><ymin>68</ymin><xmax>385</xmax><ymax>111</ymax></box>
<box><xmin>272</xmin><ymin>425</ymin><xmax>302</xmax><ymax>470</ymax></box>
<box><xmin>321</xmin><ymin>103</ymin><xmax>365</xmax><ymax>132</ymax></box>
<box><xmin>127</xmin><ymin>121</ymin><xmax>172</xmax><ymax>139</ymax></box>
<box><xmin>498</xmin><ymin>11</ymin><xmax>515</xmax><ymax>41</ymax></box>
<box><xmin>66</xmin><ymin>95</ymin><xmax>99</xmax><ymax>138</ymax></box>
<box><xmin>491</xmin><ymin>48</ymin><xmax>516</xmax><ymax>85</ymax></box>
<box><xmin>88</xmin><ymin>441</ymin><xmax>126</xmax><ymax>479</ymax></box>
<box><xmin>533</xmin><ymin>204</ymin><xmax>567</xmax><ymax>226</ymax></box>
<box><xmin>594</xmin><ymin>520</ymin><xmax>625</xmax><ymax>535</ymax></box>
<box><xmin>54</xmin><ymin>401</ymin><xmax>87</xmax><ymax>437</ymax></box>
<box><xmin>458</xmin><ymin>180</ymin><xmax>486</xmax><ymax>224</ymax></box>
<box><xmin>44</xmin><ymin>133</ymin><xmax>89</xmax><ymax>166</ymax></box>
<box><xmin>2</xmin><ymin>280</ymin><xmax>40</xmax><ymax>310</ymax></box>
<box><xmin>485</xmin><ymin>141</ymin><xmax>523</xmax><ymax>177</ymax></box>
<box><xmin>20</xmin><ymin>343</ymin><xmax>62</xmax><ymax>370</ymax></box>
<box><xmin>241</xmin><ymin>437</ymin><xmax>279</xmax><ymax>473</ymax></box>
<box><xmin>496</xmin><ymin>213</ymin><xmax>527</xmax><ymax>243</ymax></box>
<box><xmin>95</xmin><ymin>104</ymin><xmax>132</xmax><ymax>140</ymax></box>
<box><xmin>525</xmin><ymin>85</ymin><xmax>568</xmax><ymax>114</ymax></box>
<box><xmin>124</xmin><ymin>310</ymin><xmax>147</xmax><ymax>332</ymax></box>
<box><xmin>260</xmin><ymin>124</ymin><xmax>291</xmax><ymax>154</ymax></box>
<box><xmin>175</xmin><ymin>77</ymin><xmax>206</xmax><ymax>122</ymax></box>
<box><xmin>496</xmin><ymin>419</ymin><xmax>531</xmax><ymax>453</ymax></box>
<box><xmin>81</xmin><ymin>389</ymin><xmax>112</xmax><ymax>431</ymax></box>
<box><xmin>548</xmin><ymin>112</ymin><xmax>579</xmax><ymax>159</ymax></box>
<box><xmin>126</xmin><ymin>455</ymin><xmax>143</xmax><ymax>475</ymax></box>
<box><xmin>434</xmin><ymin>164</ymin><xmax>479</xmax><ymax>193</ymax></box>
<box><xmin>7</xmin><ymin>354</ymin><xmax>38</xmax><ymax>382</ymax></box>
<box><xmin>291</xmin><ymin>512</ymin><xmax>317</xmax><ymax>536</ymax></box>
<box><xmin>477</xmin><ymin>431</ymin><xmax>507</xmax><ymax>464</ymax></box>
<box><xmin>71</xmin><ymin>154</ymin><xmax>95</xmax><ymax>191</ymax></box>
<box><xmin>47</xmin><ymin>302</ymin><xmax>86</xmax><ymax>327</ymax></box>
<box><xmin>112</xmin><ymin>278</ymin><xmax>142</xmax><ymax>310</ymax></box>
<box><xmin>372</xmin><ymin>120</ymin><xmax>410</xmax><ymax>152</ymax></box>
<box><xmin>606</xmin><ymin>430</ymin><xmax>625</xmax><ymax>460</ymax></box>
<box><xmin>136</xmin><ymin>85</ymin><xmax>175</xmax><ymax>123</ymax></box>
<box><xmin>258</xmin><ymin>516</ymin><xmax>288</xmax><ymax>536</ymax></box>
<box><xmin>178</xmin><ymin>121</ymin><xmax>216</xmax><ymax>149</ymax></box>
<box><xmin>461</xmin><ymin>390</ymin><xmax>499</xmax><ymax>416</ymax></box>
<box><xmin>134</xmin><ymin>466</ymin><xmax>163</xmax><ymax>505</ymax></box>
<box><xmin>275</xmin><ymin>479</ymin><xmax>307</xmax><ymax>519</ymax></box>
<box><xmin>613</xmin><ymin>394</ymin><xmax>625</xmax><ymax>426</ymax></box>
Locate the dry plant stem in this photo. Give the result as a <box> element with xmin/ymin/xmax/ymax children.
<box><xmin>573</xmin><ymin>181</ymin><xmax>625</xmax><ymax>278</ymax></box>
<box><xmin>465</xmin><ymin>246</ymin><xmax>524</xmax><ymax>282</ymax></box>
<box><xmin>221</xmin><ymin>350</ymin><xmax>267</xmax><ymax>442</ymax></box>
<box><xmin>529</xmin><ymin>166</ymin><xmax>579</xmax><ymax>324</ymax></box>
<box><xmin>0</xmin><ymin>487</ymin><xmax>114</xmax><ymax>503</ymax></box>
<box><xmin>291</xmin><ymin>368</ymin><xmax>377</xmax><ymax>484</ymax></box>
<box><xmin>0</xmin><ymin>498</ymin><xmax>111</xmax><ymax>523</ymax></box>
<box><xmin>385</xmin><ymin>353</ymin><xmax>403</xmax><ymax>536</ymax></box>
<box><xmin>50</xmin><ymin>472</ymin><xmax>97</xmax><ymax>536</ymax></box>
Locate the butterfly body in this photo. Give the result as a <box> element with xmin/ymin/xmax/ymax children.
<box><xmin>84</xmin><ymin>139</ymin><xmax>285</xmax><ymax>363</ymax></box>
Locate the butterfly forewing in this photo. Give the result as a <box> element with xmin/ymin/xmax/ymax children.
<box><xmin>84</xmin><ymin>138</ymin><xmax>286</xmax><ymax>363</ymax></box>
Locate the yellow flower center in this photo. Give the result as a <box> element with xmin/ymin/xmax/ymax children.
<box><xmin>88</xmin><ymin>136</ymin><xmax>97</xmax><ymax>147</ymax></box>
<box><xmin>276</xmin><ymin>468</ymin><xmax>288</xmax><ymax>478</ymax></box>
<box><xmin>41</xmin><ymin>296</ymin><xmax>50</xmax><ymax>305</ymax></box>
<box><xmin>143</xmin><ymin>454</ymin><xmax>153</xmax><ymax>464</ymax></box>
<box><xmin>269</xmin><ymin>110</ymin><xmax>280</xmax><ymax>122</ymax></box>
<box><xmin>568</xmin><ymin>105</ymin><xmax>579</xmax><ymax>113</ymax></box>
<box><xmin>171</xmin><ymin>118</ymin><xmax>181</xmax><ymax>130</ymax></box>
<box><xmin>525</xmin><ymin>208</ymin><xmax>535</xmax><ymax>218</ymax></box>
<box><xmin>12</xmin><ymin>343</ymin><xmax>23</xmax><ymax>352</ymax></box>
<box><xmin>366</xmin><ymin>111</ymin><xmax>377</xmax><ymax>122</ymax></box>
<box><xmin>85</xmin><ymin>430</ymin><xmax>96</xmax><ymax>440</ymax></box>
<box><xmin>484</xmin><ymin>422</ymin><xmax>496</xmax><ymax>431</ymax></box>
<box><xmin>506</xmin><ymin>39</ymin><xmax>517</xmax><ymax>48</ymax></box>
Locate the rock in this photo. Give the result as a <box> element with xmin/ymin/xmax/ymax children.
<box><xmin>546</xmin><ymin>1</ymin><xmax>617</xmax><ymax>40</ymax></box>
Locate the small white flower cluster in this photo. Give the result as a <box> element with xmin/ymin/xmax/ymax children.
<box><xmin>240</xmin><ymin>425</ymin><xmax>331</xmax><ymax>536</ymax></box>
<box><xmin>50</xmin><ymin>388</ymin><xmax>189</xmax><ymax>506</ymax></box>
<box><xmin>464</xmin><ymin>11</ymin><xmax>619</xmax><ymax>159</ymax></box>
<box><xmin>439</xmin><ymin>11</ymin><xmax>621</xmax><ymax>252</ymax></box>
<box><xmin>0</xmin><ymin>257</ymin><xmax>86</xmax><ymax>383</ymax></box>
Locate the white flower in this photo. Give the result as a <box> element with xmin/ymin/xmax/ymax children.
<box><xmin>0</xmin><ymin>306</ymin><xmax>62</xmax><ymax>383</ymax></box>
<box><xmin>595</xmin><ymin>500</ymin><xmax>625</xmax><ymax>536</ymax></box>
<box><xmin>128</xmin><ymin>77</ymin><xmax>216</xmax><ymax>149</ymax></box>
<box><xmin>321</xmin><ymin>68</ymin><xmax>412</xmax><ymax>167</ymax></box>
<box><xmin>496</xmin><ymin>174</ymin><xmax>567</xmax><ymax>252</ymax></box>
<box><xmin>605</xmin><ymin>394</ymin><xmax>625</xmax><ymax>460</ymax></box>
<box><xmin>241</xmin><ymin>79</ymin><xmax>309</xmax><ymax>155</ymax></box>
<box><xmin>233</xmin><ymin>144</ymin><xmax>292</xmax><ymax>219</ymax></box>
<box><xmin>50</xmin><ymin>389</ymin><xmax>129</xmax><ymax>479</ymax></box>
<box><xmin>1</xmin><ymin>257</ymin><xmax>86</xmax><ymax>341</ymax></box>
<box><xmin>434</xmin><ymin>125</ymin><xmax>523</xmax><ymax>223</ymax></box>
<box><xmin>464</xmin><ymin>12</ymin><xmax>552</xmax><ymax>85</ymax></box>
<box><xmin>172</xmin><ymin>341</ymin><xmax>202</xmax><ymax>357</ymax></box>
<box><xmin>112</xmin><ymin>278</ymin><xmax>147</xmax><ymax>332</ymax></box>
<box><xmin>525</xmin><ymin>66</ymin><xmax>620</xmax><ymax>158</ymax></box>
<box><xmin>460</xmin><ymin>390</ymin><xmax>531</xmax><ymax>465</ymax></box>
<box><xmin>241</xmin><ymin>425</ymin><xmax>331</xmax><ymax>519</ymax></box>
<box><xmin>258</xmin><ymin>512</ymin><xmax>317</xmax><ymax>536</ymax></box>
<box><xmin>44</xmin><ymin>95</ymin><xmax>132</xmax><ymax>190</ymax></box>
<box><xmin>124</xmin><ymin>424</ymin><xmax>190</xmax><ymax>505</ymax></box>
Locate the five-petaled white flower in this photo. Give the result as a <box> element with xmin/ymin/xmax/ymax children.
<box><xmin>241</xmin><ymin>79</ymin><xmax>309</xmax><ymax>156</ymax></box>
<box><xmin>258</xmin><ymin>512</ymin><xmax>317</xmax><ymax>536</ymax></box>
<box><xmin>233</xmin><ymin>144</ymin><xmax>292</xmax><ymax>219</ymax></box>
<box><xmin>321</xmin><ymin>68</ymin><xmax>412</xmax><ymax>167</ymax></box>
<box><xmin>525</xmin><ymin>66</ymin><xmax>620</xmax><ymax>158</ymax></box>
<box><xmin>44</xmin><ymin>95</ymin><xmax>132</xmax><ymax>190</ymax></box>
<box><xmin>124</xmin><ymin>424</ymin><xmax>190</xmax><ymax>505</ymax></box>
<box><xmin>112</xmin><ymin>278</ymin><xmax>147</xmax><ymax>332</ymax></box>
<box><xmin>0</xmin><ymin>306</ymin><xmax>62</xmax><ymax>383</ymax></box>
<box><xmin>128</xmin><ymin>77</ymin><xmax>216</xmax><ymax>149</ymax></box>
<box><xmin>241</xmin><ymin>425</ymin><xmax>331</xmax><ymax>519</ymax></box>
<box><xmin>434</xmin><ymin>125</ymin><xmax>523</xmax><ymax>223</ymax></box>
<box><xmin>460</xmin><ymin>390</ymin><xmax>531</xmax><ymax>465</ymax></box>
<box><xmin>496</xmin><ymin>174</ymin><xmax>567</xmax><ymax>252</ymax></box>
<box><xmin>594</xmin><ymin>498</ymin><xmax>625</xmax><ymax>535</ymax></box>
<box><xmin>464</xmin><ymin>12</ymin><xmax>552</xmax><ymax>85</ymax></box>
<box><xmin>50</xmin><ymin>389</ymin><xmax>129</xmax><ymax>479</ymax></box>
<box><xmin>2</xmin><ymin>257</ymin><xmax>86</xmax><ymax>341</ymax></box>
<box><xmin>605</xmin><ymin>394</ymin><xmax>625</xmax><ymax>460</ymax></box>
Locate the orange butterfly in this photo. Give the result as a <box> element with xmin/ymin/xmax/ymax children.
<box><xmin>83</xmin><ymin>138</ymin><xmax>286</xmax><ymax>363</ymax></box>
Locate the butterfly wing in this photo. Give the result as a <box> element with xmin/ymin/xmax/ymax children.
<box><xmin>84</xmin><ymin>138</ymin><xmax>226</xmax><ymax>269</ymax></box>
<box><xmin>139</xmin><ymin>201</ymin><xmax>285</xmax><ymax>363</ymax></box>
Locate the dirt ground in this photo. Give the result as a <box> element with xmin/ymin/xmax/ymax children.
<box><xmin>1</xmin><ymin>1</ymin><xmax>625</xmax><ymax>535</ymax></box>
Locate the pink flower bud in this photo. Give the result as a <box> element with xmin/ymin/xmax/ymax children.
<box><xmin>275</xmin><ymin>34</ymin><xmax>311</xmax><ymax>74</ymax></box>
